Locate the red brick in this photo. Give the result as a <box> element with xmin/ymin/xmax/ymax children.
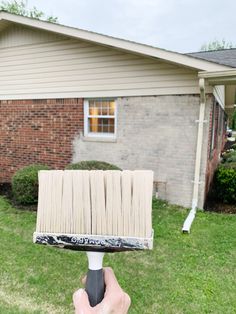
<box><xmin>0</xmin><ymin>98</ymin><xmax>84</xmax><ymax>182</ymax></box>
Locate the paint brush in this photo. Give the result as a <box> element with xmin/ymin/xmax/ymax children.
<box><xmin>33</xmin><ymin>169</ymin><xmax>153</xmax><ymax>307</ymax></box>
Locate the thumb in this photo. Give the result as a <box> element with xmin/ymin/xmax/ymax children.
<box><xmin>73</xmin><ymin>289</ymin><xmax>91</xmax><ymax>313</ymax></box>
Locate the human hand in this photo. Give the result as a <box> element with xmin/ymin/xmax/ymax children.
<box><xmin>73</xmin><ymin>267</ymin><xmax>131</xmax><ymax>314</ymax></box>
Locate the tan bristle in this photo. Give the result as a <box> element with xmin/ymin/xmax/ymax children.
<box><xmin>36</xmin><ymin>170</ymin><xmax>153</xmax><ymax>238</ymax></box>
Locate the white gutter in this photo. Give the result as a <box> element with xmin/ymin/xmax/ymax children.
<box><xmin>199</xmin><ymin>69</ymin><xmax>236</xmax><ymax>79</ymax></box>
<box><xmin>199</xmin><ymin>70</ymin><xmax>236</xmax><ymax>85</ymax></box>
<box><xmin>182</xmin><ymin>78</ymin><xmax>206</xmax><ymax>233</ymax></box>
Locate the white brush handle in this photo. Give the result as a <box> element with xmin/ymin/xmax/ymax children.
<box><xmin>85</xmin><ymin>252</ymin><xmax>105</xmax><ymax>307</ymax></box>
<box><xmin>87</xmin><ymin>252</ymin><xmax>104</xmax><ymax>270</ymax></box>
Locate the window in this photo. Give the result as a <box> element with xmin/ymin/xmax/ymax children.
<box><xmin>84</xmin><ymin>99</ymin><xmax>116</xmax><ymax>138</ymax></box>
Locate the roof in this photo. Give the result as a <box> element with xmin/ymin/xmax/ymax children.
<box><xmin>0</xmin><ymin>11</ymin><xmax>231</xmax><ymax>72</ymax></box>
<box><xmin>188</xmin><ymin>49</ymin><xmax>236</xmax><ymax>68</ymax></box>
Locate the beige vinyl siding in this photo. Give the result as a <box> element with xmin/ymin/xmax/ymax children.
<box><xmin>0</xmin><ymin>24</ymin><xmax>65</xmax><ymax>48</ymax></box>
<box><xmin>0</xmin><ymin>26</ymin><xmax>209</xmax><ymax>99</ymax></box>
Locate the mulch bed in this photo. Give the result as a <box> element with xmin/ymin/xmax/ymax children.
<box><xmin>224</xmin><ymin>139</ymin><xmax>236</xmax><ymax>150</ymax></box>
<box><xmin>205</xmin><ymin>199</ymin><xmax>236</xmax><ymax>214</ymax></box>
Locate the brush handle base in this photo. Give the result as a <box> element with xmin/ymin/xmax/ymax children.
<box><xmin>85</xmin><ymin>268</ymin><xmax>105</xmax><ymax>307</ymax></box>
<box><xmin>85</xmin><ymin>252</ymin><xmax>105</xmax><ymax>307</ymax></box>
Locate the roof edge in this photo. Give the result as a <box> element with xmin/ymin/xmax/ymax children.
<box><xmin>188</xmin><ymin>48</ymin><xmax>236</xmax><ymax>54</ymax></box>
<box><xmin>0</xmin><ymin>11</ymin><xmax>232</xmax><ymax>72</ymax></box>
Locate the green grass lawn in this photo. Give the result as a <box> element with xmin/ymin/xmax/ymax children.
<box><xmin>0</xmin><ymin>196</ymin><xmax>235</xmax><ymax>314</ymax></box>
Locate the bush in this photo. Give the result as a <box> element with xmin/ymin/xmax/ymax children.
<box><xmin>231</xmin><ymin>144</ymin><xmax>236</xmax><ymax>150</ymax></box>
<box><xmin>223</xmin><ymin>162</ymin><xmax>236</xmax><ymax>169</ymax></box>
<box><xmin>12</xmin><ymin>164</ymin><xmax>50</xmax><ymax>205</ymax></box>
<box><xmin>222</xmin><ymin>152</ymin><xmax>233</xmax><ymax>162</ymax></box>
<box><xmin>213</xmin><ymin>164</ymin><xmax>236</xmax><ymax>204</ymax></box>
<box><xmin>222</xmin><ymin>151</ymin><xmax>236</xmax><ymax>164</ymax></box>
<box><xmin>66</xmin><ymin>160</ymin><xmax>121</xmax><ymax>171</ymax></box>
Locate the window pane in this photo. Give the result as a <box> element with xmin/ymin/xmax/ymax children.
<box><xmin>109</xmin><ymin>101</ymin><xmax>115</xmax><ymax>115</ymax></box>
<box><xmin>89</xmin><ymin>106</ymin><xmax>99</xmax><ymax>115</ymax></box>
<box><xmin>101</xmin><ymin>102</ymin><xmax>108</xmax><ymax>115</ymax></box>
<box><xmin>103</xmin><ymin>125</ymin><xmax>108</xmax><ymax>133</ymax></box>
<box><xmin>97</xmin><ymin>123</ymin><xmax>102</xmax><ymax>133</ymax></box>
<box><xmin>89</xmin><ymin>117</ymin><xmax>99</xmax><ymax>132</ymax></box>
<box><xmin>108</xmin><ymin>122</ymin><xmax>114</xmax><ymax>133</ymax></box>
<box><xmin>89</xmin><ymin>100</ymin><xmax>115</xmax><ymax>116</ymax></box>
<box><xmin>88</xmin><ymin>118</ymin><xmax>115</xmax><ymax>133</ymax></box>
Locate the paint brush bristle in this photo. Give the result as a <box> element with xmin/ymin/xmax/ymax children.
<box><xmin>34</xmin><ymin>170</ymin><xmax>153</xmax><ymax>251</ymax></box>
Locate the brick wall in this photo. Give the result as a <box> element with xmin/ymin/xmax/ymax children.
<box><xmin>0</xmin><ymin>98</ymin><xmax>83</xmax><ymax>183</ymax></box>
<box><xmin>204</xmin><ymin>101</ymin><xmax>226</xmax><ymax>201</ymax></box>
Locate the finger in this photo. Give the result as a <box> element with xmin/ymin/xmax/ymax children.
<box><xmin>123</xmin><ymin>292</ymin><xmax>131</xmax><ymax>312</ymax></box>
<box><xmin>103</xmin><ymin>267</ymin><xmax>121</xmax><ymax>290</ymax></box>
<box><xmin>73</xmin><ymin>289</ymin><xmax>91</xmax><ymax>310</ymax></box>
<box><xmin>81</xmin><ymin>275</ymin><xmax>87</xmax><ymax>286</ymax></box>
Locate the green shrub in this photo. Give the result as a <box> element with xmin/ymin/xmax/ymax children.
<box><xmin>213</xmin><ymin>164</ymin><xmax>236</xmax><ymax>204</ymax></box>
<box><xmin>66</xmin><ymin>160</ymin><xmax>121</xmax><ymax>171</ymax></box>
<box><xmin>12</xmin><ymin>164</ymin><xmax>50</xmax><ymax>205</ymax></box>
<box><xmin>222</xmin><ymin>151</ymin><xmax>236</xmax><ymax>163</ymax></box>
<box><xmin>231</xmin><ymin>144</ymin><xmax>236</xmax><ymax>150</ymax></box>
<box><xmin>222</xmin><ymin>152</ymin><xmax>232</xmax><ymax>162</ymax></box>
<box><xmin>223</xmin><ymin>162</ymin><xmax>236</xmax><ymax>169</ymax></box>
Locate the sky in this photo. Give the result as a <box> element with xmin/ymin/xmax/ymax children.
<box><xmin>27</xmin><ymin>0</ymin><xmax>236</xmax><ymax>53</ymax></box>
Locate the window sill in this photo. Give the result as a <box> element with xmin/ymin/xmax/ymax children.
<box><xmin>82</xmin><ymin>135</ymin><xmax>117</xmax><ymax>143</ymax></box>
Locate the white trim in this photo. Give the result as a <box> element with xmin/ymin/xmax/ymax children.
<box><xmin>213</xmin><ymin>85</ymin><xmax>225</xmax><ymax>109</ymax></box>
<box><xmin>84</xmin><ymin>99</ymin><xmax>89</xmax><ymax>137</ymax></box>
<box><xmin>199</xmin><ymin>70</ymin><xmax>236</xmax><ymax>85</ymax></box>
<box><xmin>199</xmin><ymin>69</ymin><xmax>236</xmax><ymax>78</ymax></box>
<box><xmin>0</xmin><ymin>11</ymin><xmax>231</xmax><ymax>72</ymax></box>
<box><xmin>210</xmin><ymin>101</ymin><xmax>216</xmax><ymax>153</ymax></box>
<box><xmin>0</xmin><ymin>86</ymin><xmax>214</xmax><ymax>100</ymax></box>
<box><xmin>84</xmin><ymin>98</ymin><xmax>117</xmax><ymax>139</ymax></box>
<box><xmin>82</xmin><ymin>136</ymin><xmax>117</xmax><ymax>143</ymax></box>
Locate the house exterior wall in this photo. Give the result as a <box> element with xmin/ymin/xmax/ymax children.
<box><xmin>0</xmin><ymin>98</ymin><xmax>83</xmax><ymax>182</ymax></box>
<box><xmin>73</xmin><ymin>95</ymin><xmax>213</xmax><ymax>208</ymax></box>
<box><xmin>0</xmin><ymin>24</ymin><xmax>213</xmax><ymax>100</ymax></box>
<box><xmin>0</xmin><ymin>24</ymin><xmax>217</xmax><ymax>208</ymax></box>
<box><xmin>0</xmin><ymin>94</ymin><xmax>214</xmax><ymax>208</ymax></box>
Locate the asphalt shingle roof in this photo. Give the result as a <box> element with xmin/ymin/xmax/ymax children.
<box><xmin>187</xmin><ymin>49</ymin><xmax>236</xmax><ymax>68</ymax></box>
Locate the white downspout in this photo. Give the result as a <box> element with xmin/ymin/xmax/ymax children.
<box><xmin>182</xmin><ymin>78</ymin><xmax>206</xmax><ymax>233</ymax></box>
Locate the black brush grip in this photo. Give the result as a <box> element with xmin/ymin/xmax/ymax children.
<box><xmin>85</xmin><ymin>269</ymin><xmax>105</xmax><ymax>307</ymax></box>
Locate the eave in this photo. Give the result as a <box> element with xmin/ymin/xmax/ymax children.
<box><xmin>199</xmin><ymin>70</ymin><xmax>236</xmax><ymax>85</ymax></box>
<box><xmin>0</xmin><ymin>11</ymin><xmax>231</xmax><ymax>72</ymax></box>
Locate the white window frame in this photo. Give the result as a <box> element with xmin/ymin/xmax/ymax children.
<box><xmin>84</xmin><ymin>99</ymin><xmax>117</xmax><ymax>138</ymax></box>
